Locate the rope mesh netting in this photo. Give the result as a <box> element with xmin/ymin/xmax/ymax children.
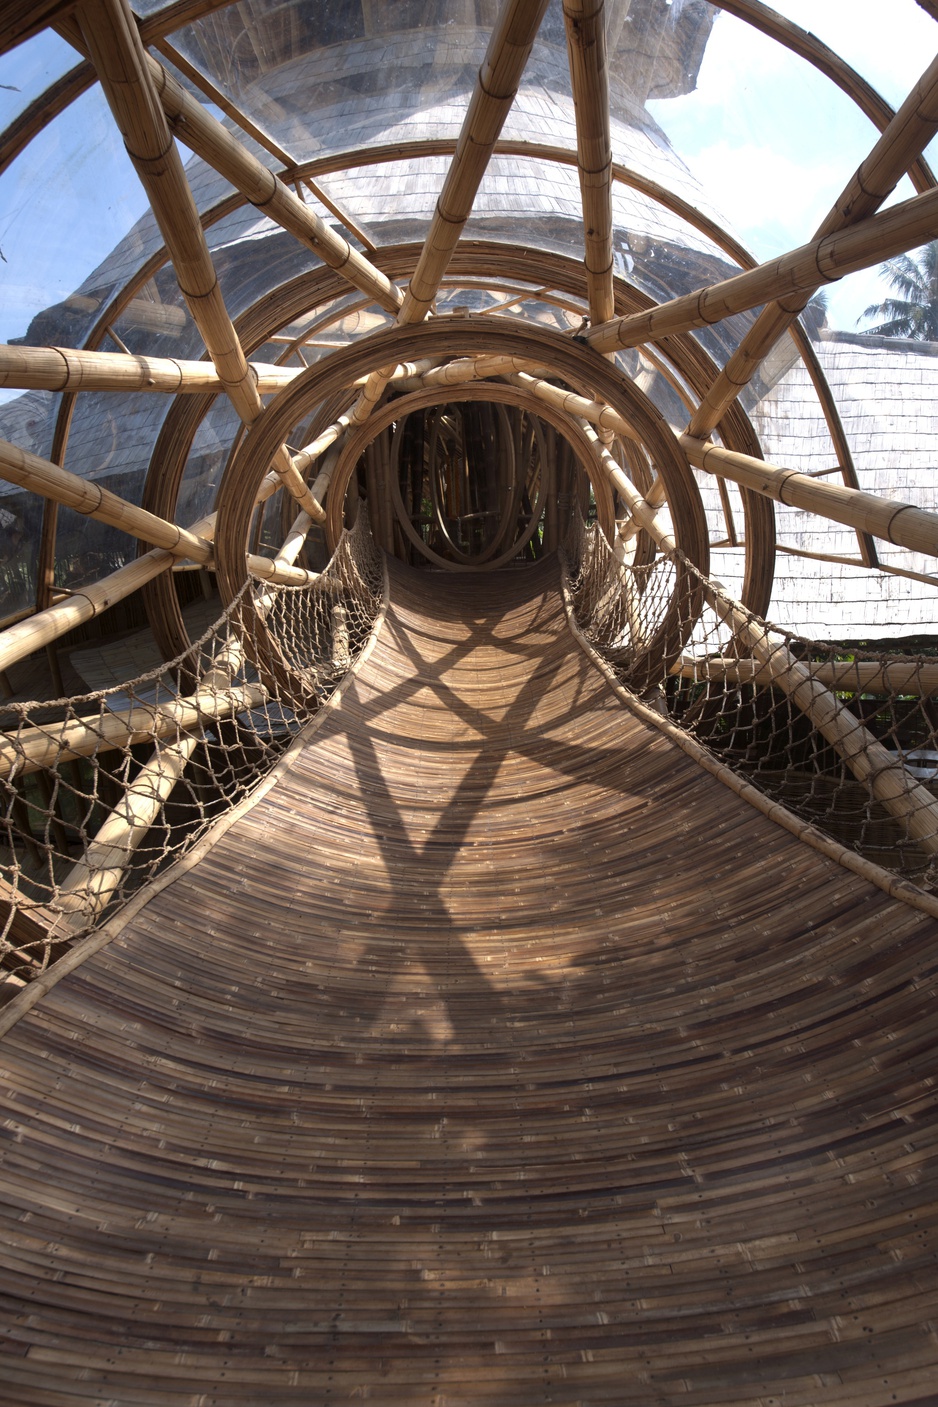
<box><xmin>0</xmin><ymin>514</ymin><xmax>383</xmax><ymax>985</ymax></box>
<box><xmin>565</xmin><ymin>520</ymin><xmax>938</xmax><ymax>893</ymax></box>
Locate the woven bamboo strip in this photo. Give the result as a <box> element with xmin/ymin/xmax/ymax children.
<box><xmin>563</xmin><ymin>0</ymin><xmax>614</xmax><ymax>328</ymax></box>
<box><xmin>598</xmin><ymin>442</ymin><xmax>938</xmax><ymax>853</ymax></box>
<box><xmin>682</xmin><ymin>436</ymin><xmax>938</xmax><ymax>559</ymax></box>
<box><xmin>75</xmin><ymin>0</ymin><xmax>318</xmax><ymax>521</ymax></box>
<box><xmin>688</xmin><ymin>51</ymin><xmax>938</xmax><ymax>438</ymax></box>
<box><xmin>670</xmin><ymin>655</ymin><xmax>938</xmax><ymax>695</ymax></box>
<box><xmin>0</xmin><ymin>343</ymin><xmax>300</xmax><ymax>396</ymax></box>
<box><xmin>0</xmin><ymin>682</ymin><xmax>269</xmax><ymax>777</ymax></box>
<box><xmin>585</xmin><ymin>183</ymin><xmax>938</xmax><ymax>354</ymax></box>
<box><xmin>146</xmin><ymin>54</ymin><xmax>402</xmax><ymax>314</ymax></box>
<box><xmin>0</xmin><ymin>438</ymin><xmax>212</xmax><ymax>563</ymax></box>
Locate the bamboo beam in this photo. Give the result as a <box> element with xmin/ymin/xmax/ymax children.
<box><xmin>670</xmin><ymin>655</ymin><xmax>938</xmax><ymax>695</ymax></box>
<box><xmin>563</xmin><ymin>0</ymin><xmax>614</xmax><ymax>328</ymax></box>
<box><xmin>145</xmin><ymin>53</ymin><xmax>402</xmax><ymax>315</ymax></box>
<box><xmin>688</xmin><ymin>52</ymin><xmax>938</xmax><ymax>440</ymax></box>
<box><xmin>0</xmin><ymin>438</ymin><xmax>213</xmax><ymax>563</ymax></box>
<box><xmin>0</xmin><ymin>343</ymin><xmax>300</xmax><ymax>396</ymax></box>
<box><xmin>0</xmin><ymin>681</ymin><xmax>269</xmax><ymax>777</ymax></box>
<box><xmin>602</xmin><ymin>443</ymin><xmax>938</xmax><ymax>857</ymax></box>
<box><xmin>75</xmin><ymin>0</ymin><xmax>318</xmax><ymax>521</ymax></box>
<box><xmin>584</xmin><ymin>184</ymin><xmax>938</xmax><ymax>355</ymax></box>
<box><xmin>681</xmin><ymin>436</ymin><xmax>938</xmax><ymax>560</ymax></box>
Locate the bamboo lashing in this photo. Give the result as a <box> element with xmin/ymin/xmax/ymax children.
<box><xmin>688</xmin><ymin>51</ymin><xmax>938</xmax><ymax>440</ymax></box>
<box><xmin>562</xmin><ymin>0</ymin><xmax>614</xmax><ymax>329</ymax></box>
<box><xmin>75</xmin><ymin>0</ymin><xmax>320</xmax><ymax>522</ymax></box>
<box><xmin>0</xmin><ymin>343</ymin><xmax>301</xmax><ymax>396</ymax></box>
<box><xmin>681</xmin><ymin>435</ymin><xmax>938</xmax><ymax>560</ymax></box>
<box><xmin>577</xmin><ymin>449</ymin><xmax>938</xmax><ymax>860</ymax></box>
<box><xmin>584</xmin><ymin>182</ymin><xmax>938</xmax><ymax>355</ymax></box>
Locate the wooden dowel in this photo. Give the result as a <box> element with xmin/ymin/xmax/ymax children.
<box><xmin>0</xmin><ymin>342</ymin><xmax>300</xmax><ymax>396</ymax></box>
<box><xmin>681</xmin><ymin>435</ymin><xmax>938</xmax><ymax>560</ymax></box>
<box><xmin>585</xmin><ymin>183</ymin><xmax>938</xmax><ymax>354</ymax></box>
<box><xmin>688</xmin><ymin>51</ymin><xmax>938</xmax><ymax>438</ymax></box>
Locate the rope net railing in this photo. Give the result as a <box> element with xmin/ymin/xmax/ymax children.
<box><xmin>0</xmin><ymin>513</ymin><xmax>384</xmax><ymax>987</ymax></box>
<box><xmin>564</xmin><ymin>520</ymin><xmax>938</xmax><ymax>893</ymax></box>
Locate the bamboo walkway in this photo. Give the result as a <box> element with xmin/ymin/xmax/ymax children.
<box><xmin>1</xmin><ymin>558</ymin><xmax>937</xmax><ymax>1405</ymax></box>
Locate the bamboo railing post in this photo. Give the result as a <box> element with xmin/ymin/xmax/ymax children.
<box><xmin>688</xmin><ymin>52</ymin><xmax>938</xmax><ymax>440</ymax></box>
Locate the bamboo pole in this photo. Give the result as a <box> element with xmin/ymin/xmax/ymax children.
<box><xmin>602</xmin><ymin>439</ymin><xmax>938</xmax><ymax>857</ymax></box>
<box><xmin>0</xmin><ymin>438</ymin><xmax>213</xmax><ymax>563</ymax></box>
<box><xmin>670</xmin><ymin>655</ymin><xmax>938</xmax><ymax>695</ymax></box>
<box><xmin>681</xmin><ymin>435</ymin><xmax>938</xmax><ymax>560</ymax></box>
<box><xmin>584</xmin><ymin>183</ymin><xmax>938</xmax><ymax>355</ymax></box>
<box><xmin>563</xmin><ymin>0</ymin><xmax>614</xmax><ymax>328</ymax></box>
<box><xmin>145</xmin><ymin>53</ymin><xmax>402</xmax><ymax>315</ymax></box>
<box><xmin>75</xmin><ymin>0</ymin><xmax>319</xmax><ymax>521</ymax></box>
<box><xmin>0</xmin><ymin>343</ymin><xmax>300</xmax><ymax>396</ymax></box>
<box><xmin>688</xmin><ymin>52</ymin><xmax>938</xmax><ymax>439</ymax></box>
<box><xmin>0</xmin><ymin>682</ymin><xmax>269</xmax><ymax>777</ymax></box>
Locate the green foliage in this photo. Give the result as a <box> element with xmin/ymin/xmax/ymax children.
<box><xmin>857</xmin><ymin>240</ymin><xmax>938</xmax><ymax>340</ymax></box>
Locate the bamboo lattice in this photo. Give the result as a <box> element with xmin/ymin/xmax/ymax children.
<box><xmin>0</xmin><ymin>514</ymin><xmax>383</xmax><ymax>984</ymax></box>
<box><xmin>566</xmin><ymin>521</ymin><xmax>938</xmax><ymax>891</ymax></box>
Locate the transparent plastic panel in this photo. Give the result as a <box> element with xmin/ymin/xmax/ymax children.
<box><xmin>175</xmin><ymin>395</ymin><xmax>242</xmax><ymax>528</ymax></box>
<box><xmin>0</xmin><ymin>485</ymin><xmax>42</xmax><ymax>623</ymax></box>
<box><xmin>0</xmin><ymin>29</ymin><xmax>78</xmax><ymax>133</ymax></box>
<box><xmin>647</xmin><ymin>10</ymin><xmax>906</xmax><ymax>268</ymax></box>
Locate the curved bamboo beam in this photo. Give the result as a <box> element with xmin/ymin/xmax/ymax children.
<box><xmin>75</xmin><ymin>0</ymin><xmax>319</xmax><ymax>521</ymax></box>
<box><xmin>681</xmin><ymin>436</ymin><xmax>938</xmax><ymax>560</ymax></box>
<box><xmin>688</xmin><ymin>51</ymin><xmax>938</xmax><ymax>440</ymax></box>
<box><xmin>585</xmin><ymin>183</ymin><xmax>938</xmax><ymax>354</ymax></box>
<box><xmin>0</xmin><ymin>343</ymin><xmax>300</xmax><ymax>396</ymax></box>
<box><xmin>563</xmin><ymin>0</ymin><xmax>614</xmax><ymax>328</ymax></box>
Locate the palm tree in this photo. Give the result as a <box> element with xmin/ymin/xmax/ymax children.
<box><xmin>857</xmin><ymin>240</ymin><xmax>938</xmax><ymax>340</ymax></box>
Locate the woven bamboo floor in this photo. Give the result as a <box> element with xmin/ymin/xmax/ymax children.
<box><xmin>1</xmin><ymin>557</ymin><xmax>938</xmax><ymax>1405</ymax></box>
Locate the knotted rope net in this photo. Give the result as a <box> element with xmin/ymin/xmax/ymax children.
<box><xmin>565</xmin><ymin>520</ymin><xmax>938</xmax><ymax>892</ymax></box>
<box><xmin>0</xmin><ymin>514</ymin><xmax>383</xmax><ymax>986</ymax></box>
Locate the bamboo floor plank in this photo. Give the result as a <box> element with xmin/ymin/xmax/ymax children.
<box><xmin>0</xmin><ymin>556</ymin><xmax>937</xmax><ymax>1404</ymax></box>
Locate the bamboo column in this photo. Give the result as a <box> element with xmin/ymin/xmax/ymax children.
<box><xmin>563</xmin><ymin>0</ymin><xmax>614</xmax><ymax>329</ymax></box>
<box><xmin>688</xmin><ymin>52</ymin><xmax>938</xmax><ymax>440</ymax></box>
<box><xmin>594</xmin><ymin>433</ymin><xmax>938</xmax><ymax>857</ymax></box>
<box><xmin>75</xmin><ymin>0</ymin><xmax>319</xmax><ymax>520</ymax></box>
<box><xmin>681</xmin><ymin>435</ymin><xmax>938</xmax><ymax>559</ymax></box>
<box><xmin>584</xmin><ymin>183</ymin><xmax>938</xmax><ymax>355</ymax></box>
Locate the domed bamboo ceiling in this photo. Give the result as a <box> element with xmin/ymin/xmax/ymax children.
<box><xmin>1</xmin><ymin>2</ymin><xmax>938</xmax><ymax>1404</ymax></box>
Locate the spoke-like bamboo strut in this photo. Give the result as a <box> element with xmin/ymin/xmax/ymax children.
<box><xmin>589</xmin><ymin>430</ymin><xmax>938</xmax><ymax>857</ymax></box>
<box><xmin>584</xmin><ymin>183</ymin><xmax>938</xmax><ymax>355</ymax></box>
<box><xmin>681</xmin><ymin>436</ymin><xmax>938</xmax><ymax>560</ymax></box>
<box><xmin>670</xmin><ymin>655</ymin><xmax>938</xmax><ymax>695</ymax></box>
<box><xmin>0</xmin><ymin>682</ymin><xmax>269</xmax><ymax>777</ymax></box>
<box><xmin>145</xmin><ymin>55</ymin><xmax>401</xmax><ymax>314</ymax></box>
<box><xmin>347</xmin><ymin>0</ymin><xmax>552</xmax><ymax>438</ymax></box>
<box><xmin>75</xmin><ymin>0</ymin><xmax>318</xmax><ymax>520</ymax></box>
<box><xmin>688</xmin><ymin>52</ymin><xmax>938</xmax><ymax>440</ymax></box>
<box><xmin>562</xmin><ymin>0</ymin><xmax>614</xmax><ymax>328</ymax></box>
<box><xmin>0</xmin><ymin>343</ymin><xmax>300</xmax><ymax>396</ymax></box>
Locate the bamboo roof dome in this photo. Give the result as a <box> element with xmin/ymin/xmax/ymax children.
<box><xmin>2</xmin><ymin>2</ymin><xmax>938</xmax><ymax>1404</ymax></box>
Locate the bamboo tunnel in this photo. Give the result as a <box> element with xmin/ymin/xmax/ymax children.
<box><xmin>687</xmin><ymin>50</ymin><xmax>938</xmax><ymax>439</ymax></box>
<box><xmin>588</xmin><ymin>428</ymin><xmax>938</xmax><ymax>858</ymax></box>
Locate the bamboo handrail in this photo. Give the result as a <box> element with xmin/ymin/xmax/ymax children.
<box><xmin>0</xmin><ymin>343</ymin><xmax>301</xmax><ymax>396</ymax></box>
<box><xmin>670</xmin><ymin>655</ymin><xmax>938</xmax><ymax>695</ymax></box>
<box><xmin>0</xmin><ymin>681</ymin><xmax>269</xmax><ymax>777</ymax></box>
<box><xmin>563</xmin><ymin>0</ymin><xmax>614</xmax><ymax>329</ymax></box>
<box><xmin>584</xmin><ymin>183</ymin><xmax>938</xmax><ymax>355</ymax></box>
<box><xmin>688</xmin><ymin>51</ymin><xmax>938</xmax><ymax>439</ymax></box>
<box><xmin>597</xmin><ymin>442</ymin><xmax>938</xmax><ymax>857</ymax></box>
<box><xmin>681</xmin><ymin>436</ymin><xmax>938</xmax><ymax>560</ymax></box>
<box><xmin>75</xmin><ymin>0</ymin><xmax>319</xmax><ymax>521</ymax></box>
